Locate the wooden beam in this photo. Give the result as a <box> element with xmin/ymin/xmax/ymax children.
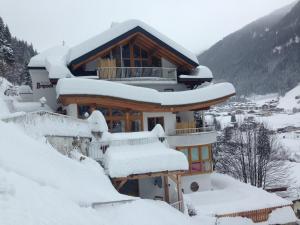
<box><xmin>112</xmin><ymin>170</ymin><xmax>185</xmax><ymax>181</ymax></box>
<box><xmin>116</xmin><ymin>179</ymin><xmax>127</xmax><ymax>191</ymax></box>
<box><xmin>163</xmin><ymin>176</ymin><xmax>170</xmax><ymax>203</ymax></box>
<box><xmin>176</xmin><ymin>174</ymin><xmax>184</xmax><ymax>212</ymax></box>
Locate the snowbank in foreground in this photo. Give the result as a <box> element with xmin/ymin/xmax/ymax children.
<box><xmin>0</xmin><ymin>121</ymin><xmax>200</xmax><ymax>225</ymax></box>
<box><xmin>0</xmin><ymin>121</ymin><xmax>127</xmax><ymax>204</ymax></box>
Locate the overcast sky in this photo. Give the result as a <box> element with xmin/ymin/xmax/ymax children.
<box><xmin>0</xmin><ymin>0</ymin><xmax>296</xmax><ymax>54</ymax></box>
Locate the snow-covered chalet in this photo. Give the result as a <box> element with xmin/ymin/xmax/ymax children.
<box><xmin>26</xmin><ymin>20</ymin><xmax>294</xmax><ymax>222</ymax></box>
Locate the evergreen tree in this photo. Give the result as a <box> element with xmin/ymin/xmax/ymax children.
<box><xmin>0</xmin><ymin>16</ymin><xmax>36</xmax><ymax>85</ymax></box>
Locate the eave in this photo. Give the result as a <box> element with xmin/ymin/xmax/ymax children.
<box><xmin>58</xmin><ymin>93</ymin><xmax>235</xmax><ymax>112</ymax></box>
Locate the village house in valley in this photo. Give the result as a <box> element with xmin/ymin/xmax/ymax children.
<box><xmin>25</xmin><ymin>20</ymin><xmax>296</xmax><ymax>223</ymax></box>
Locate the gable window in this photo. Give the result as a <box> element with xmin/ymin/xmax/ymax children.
<box><xmin>177</xmin><ymin>145</ymin><xmax>213</xmax><ymax>175</ymax></box>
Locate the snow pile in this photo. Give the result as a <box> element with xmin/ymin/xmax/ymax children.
<box><xmin>12</xmin><ymin>100</ymin><xmax>53</xmax><ymax>113</ymax></box>
<box><xmin>2</xmin><ymin>111</ymin><xmax>92</xmax><ymax>138</ymax></box>
<box><xmin>278</xmin><ymin>83</ymin><xmax>300</xmax><ymax>112</ymax></box>
<box><xmin>94</xmin><ymin>199</ymin><xmax>197</xmax><ymax>225</ymax></box>
<box><xmin>69</xmin><ymin>19</ymin><xmax>198</xmax><ymax>66</ymax></box>
<box><xmin>103</xmin><ymin>124</ymin><xmax>188</xmax><ymax>178</ymax></box>
<box><xmin>184</xmin><ymin>173</ymin><xmax>292</xmax><ymax>216</ymax></box>
<box><xmin>57</xmin><ymin>78</ymin><xmax>235</xmax><ymax>106</ymax></box>
<box><xmin>0</xmin><ymin>121</ymin><xmax>128</xmax><ymax>204</ymax></box>
<box><xmin>267</xmin><ymin>206</ymin><xmax>297</xmax><ymax>224</ymax></box>
<box><xmin>180</xmin><ymin>65</ymin><xmax>213</xmax><ymax>79</ymax></box>
<box><xmin>87</xmin><ymin>110</ymin><xmax>108</xmax><ymax>132</ymax></box>
<box><xmin>0</xmin><ymin>121</ymin><xmax>200</xmax><ymax>225</ymax></box>
<box><xmin>104</xmin><ymin>142</ymin><xmax>188</xmax><ymax>178</ymax></box>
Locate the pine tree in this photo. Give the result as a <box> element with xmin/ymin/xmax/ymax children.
<box><xmin>0</xmin><ymin>16</ymin><xmax>36</xmax><ymax>85</ymax></box>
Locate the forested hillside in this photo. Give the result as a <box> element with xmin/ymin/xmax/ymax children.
<box><xmin>0</xmin><ymin>16</ymin><xmax>36</xmax><ymax>86</ymax></box>
<box><xmin>198</xmin><ymin>1</ymin><xmax>300</xmax><ymax>95</ymax></box>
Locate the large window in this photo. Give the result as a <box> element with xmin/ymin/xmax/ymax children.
<box><xmin>78</xmin><ymin>105</ymin><xmax>143</xmax><ymax>133</ymax></box>
<box><xmin>147</xmin><ymin>117</ymin><xmax>164</xmax><ymax>131</ymax></box>
<box><xmin>177</xmin><ymin>145</ymin><xmax>213</xmax><ymax>174</ymax></box>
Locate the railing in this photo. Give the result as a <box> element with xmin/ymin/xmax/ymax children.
<box><xmin>169</xmin><ymin>126</ymin><xmax>215</xmax><ymax>136</ymax></box>
<box><xmin>1</xmin><ymin>111</ymin><xmax>91</xmax><ymax>137</ymax></box>
<box><xmin>97</xmin><ymin>67</ymin><xmax>177</xmax><ymax>81</ymax></box>
<box><xmin>87</xmin><ymin>136</ymin><xmax>166</xmax><ymax>161</ymax></box>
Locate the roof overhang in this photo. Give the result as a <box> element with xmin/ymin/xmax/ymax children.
<box><xmin>58</xmin><ymin>93</ymin><xmax>235</xmax><ymax>112</ymax></box>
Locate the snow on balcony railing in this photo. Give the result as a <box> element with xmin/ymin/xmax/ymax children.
<box><xmin>97</xmin><ymin>67</ymin><xmax>177</xmax><ymax>81</ymax></box>
<box><xmin>1</xmin><ymin>111</ymin><xmax>91</xmax><ymax>137</ymax></box>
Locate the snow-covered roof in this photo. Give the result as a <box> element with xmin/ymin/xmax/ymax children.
<box><xmin>184</xmin><ymin>173</ymin><xmax>292</xmax><ymax>216</ymax></box>
<box><xmin>69</xmin><ymin>19</ymin><xmax>198</xmax><ymax>66</ymax></box>
<box><xmin>56</xmin><ymin>78</ymin><xmax>235</xmax><ymax>106</ymax></box>
<box><xmin>28</xmin><ymin>46</ymin><xmax>69</xmax><ymax>67</ymax></box>
<box><xmin>102</xmin><ymin>126</ymin><xmax>188</xmax><ymax>178</ymax></box>
<box><xmin>28</xmin><ymin>45</ymin><xmax>73</xmax><ymax>79</ymax></box>
<box><xmin>180</xmin><ymin>66</ymin><xmax>213</xmax><ymax>79</ymax></box>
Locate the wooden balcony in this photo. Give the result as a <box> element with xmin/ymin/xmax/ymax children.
<box><xmin>171</xmin><ymin>121</ymin><xmax>215</xmax><ymax>136</ymax></box>
<box><xmin>97</xmin><ymin>67</ymin><xmax>177</xmax><ymax>82</ymax></box>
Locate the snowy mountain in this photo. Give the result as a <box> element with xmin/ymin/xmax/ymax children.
<box><xmin>198</xmin><ymin>1</ymin><xmax>300</xmax><ymax>95</ymax></box>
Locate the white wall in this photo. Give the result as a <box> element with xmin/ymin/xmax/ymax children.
<box><xmin>167</xmin><ymin>131</ymin><xmax>217</xmax><ymax>147</ymax></box>
<box><xmin>181</xmin><ymin>174</ymin><xmax>212</xmax><ymax>194</ymax></box>
<box><xmin>66</xmin><ymin>104</ymin><xmax>78</xmax><ymax>118</ymax></box>
<box><xmin>143</xmin><ymin>112</ymin><xmax>176</xmax><ymax>133</ymax></box>
<box><xmin>138</xmin><ymin>177</ymin><xmax>179</xmax><ymax>204</ymax></box>
<box><xmin>30</xmin><ymin>69</ymin><xmax>57</xmax><ymax>110</ymax></box>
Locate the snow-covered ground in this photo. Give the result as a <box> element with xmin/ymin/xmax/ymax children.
<box><xmin>0</xmin><ymin>116</ymin><xmax>199</xmax><ymax>225</ymax></box>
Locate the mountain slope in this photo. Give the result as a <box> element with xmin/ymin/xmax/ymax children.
<box><xmin>198</xmin><ymin>1</ymin><xmax>300</xmax><ymax>95</ymax></box>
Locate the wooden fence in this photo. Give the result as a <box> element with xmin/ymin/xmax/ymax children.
<box><xmin>216</xmin><ymin>205</ymin><xmax>292</xmax><ymax>223</ymax></box>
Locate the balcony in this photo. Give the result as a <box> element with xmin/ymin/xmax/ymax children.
<box><xmin>97</xmin><ymin>67</ymin><xmax>177</xmax><ymax>82</ymax></box>
<box><xmin>167</xmin><ymin>122</ymin><xmax>217</xmax><ymax>147</ymax></box>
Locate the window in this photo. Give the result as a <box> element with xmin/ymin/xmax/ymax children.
<box><xmin>78</xmin><ymin>105</ymin><xmax>91</xmax><ymax>118</ymax></box>
<box><xmin>147</xmin><ymin>117</ymin><xmax>164</xmax><ymax>131</ymax></box>
<box><xmin>201</xmin><ymin>146</ymin><xmax>209</xmax><ymax>160</ymax></box>
<box><xmin>78</xmin><ymin>105</ymin><xmax>143</xmax><ymax>133</ymax></box>
<box><xmin>191</xmin><ymin>147</ymin><xmax>199</xmax><ymax>161</ymax></box>
<box><xmin>177</xmin><ymin>145</ymin><xmax>213</xmax><ymax>174</ymax></box>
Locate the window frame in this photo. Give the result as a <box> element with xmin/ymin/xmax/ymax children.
<box><xmin>77</xmin><ymin>105</ymin><xmax>143</xmax><ymax>133</ymax></box>
<box><xmin>177</xmin><ymin>144</ymin><xmax>213</xmax><ymax>175</ymax></box>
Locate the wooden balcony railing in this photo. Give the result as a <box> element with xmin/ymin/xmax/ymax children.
<box><xmin>97</xmin><ymin>67</ymin><xmax>177</xmax><ymax>81</ymax></box>
<box><xmin>168</xmin><ymin>121</ymin><xmax>215</xmax><ymax>136</ymax></box>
